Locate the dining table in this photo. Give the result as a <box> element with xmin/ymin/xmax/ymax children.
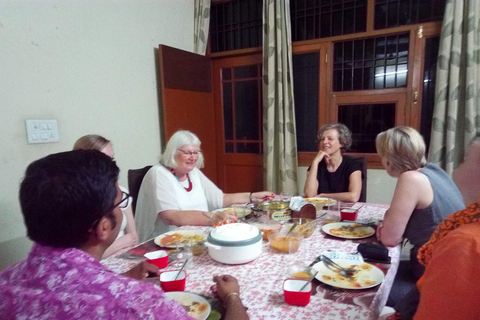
<box><xmin>102</xmin><ymin>203</ymin><xmax>400</xmax><ymax>320</ymax></box>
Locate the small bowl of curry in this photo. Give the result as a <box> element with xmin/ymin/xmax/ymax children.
<box><xmin>267</xmin><ymin>228</ymin><xmax>303</xmax><ymax>253</ymax></box>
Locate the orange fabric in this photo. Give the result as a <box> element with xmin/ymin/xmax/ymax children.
<box><xmin>413</xmin><ymin>222</ymin><xmax>480</xmax><ymax>319</ymax></box>
<box><xmin>417</xmin><ymin>202</ymin><xmax>480</xmax><ymax>267</ymax></box>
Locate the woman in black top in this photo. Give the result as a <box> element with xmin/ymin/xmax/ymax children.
<box><xmin>304</xmin><ymin>123</ymin><xmax>363</xmax><ymax>202</ymax></box>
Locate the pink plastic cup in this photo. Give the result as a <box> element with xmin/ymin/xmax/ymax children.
<box><xmin>159</xmin><ymin>270</ymin><xmax>187</xmax><ymax>292</ymax></box>
<box><xmin>340</xmin><ymin>208</ymin><xmax>358</xmax><ymax>221</ymax></box>
<box><xmin>283</xmin><ymin>279</ymin><xmax>312</xmax><ymax>306</ymax></box>
<box><xmin>144</xmin><ymin>250</ymin><xmax>169</xmax><ymax>269</ymax></box>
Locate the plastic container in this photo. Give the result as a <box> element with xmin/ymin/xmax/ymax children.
<box><xmin>159</xmin><ymin>270</ymin><xmax>187</xmax><ymax>292</ymax></box>
<box><xmin>283</xmin><ymin>279</ymin><xmax>312</xmax><ymax>306</ymax></box>
<box><xmin>144</xmin><ymin>250</ymin><xmax>169</xmax><ymax>269</ymax></box>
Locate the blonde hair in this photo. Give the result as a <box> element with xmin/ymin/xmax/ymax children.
<box><xmin>73</xmin><ymin>135</ymin><xmax>110</xmax><ymax>152</ymax></box>
<box><xmin>160</xmin><ymin>130</ymin><xmax>204</xmax><ymax>169</ymax></box>
<box><xmin>376</xmin><ymin>126</ymin><xmax>427</xmax><ymax>173</ymax></box>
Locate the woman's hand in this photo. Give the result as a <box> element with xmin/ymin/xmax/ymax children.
<box><xmin>250</xmin><ymin>191</ymin><xmax>275</xmax><ymax>203</ymax></box>
<box><xmin>313</xmin><ymin>150</ymin><xmax>330</xmax><ymax>165</ymax></box>
<box><xmin>211</xmin><ymin>210</ymin><xmax>237</xmax><ymax>224</ymax></box>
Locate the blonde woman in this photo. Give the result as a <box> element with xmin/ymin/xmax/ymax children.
<box><xmin>375</xmin><ymin>126</ymin><xmax>464</xmax><ymax>312</ymax></box>
<box><xmin>73</xmin><ymin>135</ymin><xmax>138</xmax><ymax>258</ymax></box>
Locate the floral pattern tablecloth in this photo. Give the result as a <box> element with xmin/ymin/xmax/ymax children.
<box><xmin>102</xmin><ymin>203</ymin><xmax>399</xmax><ymax>320</ymax></box>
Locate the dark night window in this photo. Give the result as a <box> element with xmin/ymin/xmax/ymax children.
<box><xmin>339</xmin><ymin>103</ymin><xmax>396</xmax><ymax>153</ymax></box>
<box><xmin>291</xmin><ymin>0</ymin><xmax>367</xmax><ymax>41</ymax></box>
<box><xmin>333</xmin><ymin>33</ymin><xmax>409</xmax><ymax>91</ymax></box>
<box><xmin>375</xmin><ymin>0</ymin><xmax>445</xmax><ymax>30</ymax></box>
<box><xmin>293</xmin><ymin>52</ymin><xmax>320</xmax><ymax>152</ymax></box>
<box><xmin>421</xmin><ymin>36</ymin><xmax>440</xmax><ymax>152</ymax></box>
<box><xmin>222</xmin><ymin>64</ymin><xmax>263</xmax><ymax>153</ymax></box>
<box><xmin>210</xmin><ymin>0</ymin><xmax>263</xmax><ymax>53</ymax></box>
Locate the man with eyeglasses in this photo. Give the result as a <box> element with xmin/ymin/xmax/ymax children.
<box><xmin>0</xmin><ymin>150</ymin><xmax>249</xmax><ymax>319</ymax></box>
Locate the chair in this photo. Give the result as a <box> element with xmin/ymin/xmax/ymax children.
<box><xmin>127</xmin><ymin>165</ymin><xmax>152</xmax><ymax>216</ymax></box>
<box><xmin>353</xmin><ymin>156</ymin><xmax>368</xmax><ymax>203</ymax></box>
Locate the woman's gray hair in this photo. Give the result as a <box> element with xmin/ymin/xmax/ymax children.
<box><xmin>317</xmin><ymin>123</ymin><xmax>352</xmax><ymax>152</ymax></box>
<box><xmin>160</xmin><ymin>130</ymin><xmax>204</xmax><ymax>169</ymax></box>
<box><xmin>376</xmin><ymin>126</ymin><xmax>427</xmax><ymax>173</ymax></box>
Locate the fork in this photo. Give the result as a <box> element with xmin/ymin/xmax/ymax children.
<box><xmin>321</xmin><ymin>255</ymin><xmax>358</xmax><ymax>277</ymax></box>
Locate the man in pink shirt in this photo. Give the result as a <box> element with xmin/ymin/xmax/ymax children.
<box><xmin>0</xmin><ymin>150</ymin><xmax>248</xmax><ymax>320</ymax></box>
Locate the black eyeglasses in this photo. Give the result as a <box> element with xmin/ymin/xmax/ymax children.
<box><xmin>112</xmin><ymin>191</ymin><xmax>130</xmax><ymax>210</ymax></box>
<box><xmin>89</xmin><ymin>191</ymin><xmax>130</xmax><ymax>230</ymax></box>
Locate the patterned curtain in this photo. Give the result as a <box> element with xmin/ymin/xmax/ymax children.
<box><xmin>262</xmin><ymin>0</ymin><xmax>299</xmax><ymax>194</ymax></box>
<box><xmin>193</xmin><ymin>0</ymin><xmax>210</xmax><ymax>55</ymax></box>
<box><xmin>428</xmin><ymin>0</ymin><xmax>480</xmax><ymax>174</ymax></box>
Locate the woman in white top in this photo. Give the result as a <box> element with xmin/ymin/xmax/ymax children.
<box><xmin>73</xmin><ymin>135</ymin><xmax>139</xmax><ymax>258</ymax></box>
<box><xmin>135</xmin><ymin>130</ymin><xmax>274</xmax><ymax>242</ymax></box>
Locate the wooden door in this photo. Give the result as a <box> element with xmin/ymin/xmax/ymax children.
<box><xmin>158</xmin><ymin>45</ymin><xmax>217</xmax><ymax>183</ymax></box>
<box><xmin>212</xmin><ymin>54</ymin><xmax>264</xmax><ymax>193</ymax></box>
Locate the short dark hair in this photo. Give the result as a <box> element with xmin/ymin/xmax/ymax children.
<box><xmin>19</xmin><ymin>150</ymin><xmax>120</xmax><ymax>248</ymax></box>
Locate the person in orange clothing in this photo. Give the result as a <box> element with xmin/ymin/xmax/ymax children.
<box><xmin>413</xmin><ymin>135</ymin><xmax>480</xmax><ymax>319</ymax></box>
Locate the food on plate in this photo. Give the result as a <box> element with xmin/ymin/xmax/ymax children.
<box><xmin>179</xmin><ymin>301</ymin><xmax>209</xmax><ymax>320</ymax></box>
<box><xmin>213</xmin><ymin>218</ymin><xmax>238</xmax><ymax>227</ymax></box>
<box><xmin>329</xmin><ymin>225</ymin><xmax>373</xmax><ymax>238</ymax></box>
<box><xmin>305</xmin><ymin>197</ymin><xmax>336</xmax><ymax>207</ymax></box>
<box><xmin>269</xmin><ymin>236</ymin><xmax>301</xmax><ymax>253</ymax></box>
<box><xmin>159</xmin><ymin>233</ymin><xmax>183</xmax><ymax>246</ymax></box>
<box><xmin>159</xmin><ymin>233</ymin><xmax>205</xmax><ymax>246</ymax></box>
<box><xmin>320</xmin><ymin>262</ymin><xmax>380</xmax><ymax>288</ymax></box>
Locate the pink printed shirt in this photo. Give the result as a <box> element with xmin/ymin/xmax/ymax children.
<box><xmin>0</xmin><ymin>243</ymin><xmax>193</xmax><ymax>319</ymax></box>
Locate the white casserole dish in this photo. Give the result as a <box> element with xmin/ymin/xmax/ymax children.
<box><xmin>205</xmin><ymin>223</ymin><xmax>263</xmax><ymax>264</ymax></box>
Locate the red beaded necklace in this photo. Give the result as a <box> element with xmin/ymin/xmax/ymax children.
<box><xmin>170</xmin><ymin>169</ymin><xmax>193</xmax><ymax>192</ymax></box>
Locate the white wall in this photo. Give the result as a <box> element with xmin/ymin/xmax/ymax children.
<box><xmin>0</xmin><ymin>0</ymin><xmax>194</xmax><ymax>269</ymax></box>
<box><xmin>297</xmin><ymin>167</ymin><xmax>397</xmax><ymax>205</ymax></box>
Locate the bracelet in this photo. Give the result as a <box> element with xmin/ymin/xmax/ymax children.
<box><xmin>224</xmin><ymin>292</ymin><xmax>240</xmax><ymax>307</ymax></box>
<box><xmin>249</xmin><ymin>192</ymin><xmax>253</xmax><ymax>203</ymax></box>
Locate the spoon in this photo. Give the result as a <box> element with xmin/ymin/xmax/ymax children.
<box><xmin>299</xmin><ymin>271</ymin><xmax>318</xmax><ymax>291</ymax></box>
<box><xmin>321</xmin><ymin>255</ymin><xmax>358</xmax><ymax>277</ymax></box>
<box><xmin>174</xmin><ymin>258</ymin><xmax>188</xmax><ymax>280</ymax></box>
<box><xmin>286</xmin><ymin>222</ymin><xmax>298</xmax><ymax>237</ymax></box>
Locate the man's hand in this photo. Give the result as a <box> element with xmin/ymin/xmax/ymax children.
<box><xmin>211</xmin><ymin>275</ymin><xmax>240</xmax><ymax>304</ymax></box>
<box><xmin>122</xmin><ymin>261</ymin><xmax>159</xmax><ymax>280</ymax></box>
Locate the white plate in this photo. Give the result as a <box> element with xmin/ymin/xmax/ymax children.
<box><xmin>154</xmin><ymin>230</ymin><xmax>206</xmax><ymax>248</ymax></box>
<box><xmin>313</xmin><ymin>260</ymin><xmax>384</xmax><ymax>290</ymax></box>
<box><xmin>165</xmin><ymin>291</ymin><xmax>211</xmax><ymax>320</ymax></box>
<box><xmin>305</xmin><ymin>197</ymin><xmax>337</xmax><ymax>207</ymax></box>
<box><xmin>322</xmin><ymin>222</ymin><xmax>375</xmax><ymax>239</ymax></box>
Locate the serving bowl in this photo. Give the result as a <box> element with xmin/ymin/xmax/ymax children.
<box><xmin>287</xmin><ymin>218</ymin><xmax>317</xmax><ymax>238</ymax></box>
<box><xmin>267</xmin><ymin>228</ymin><xmax>303</xmax><ymax>253</ymax></box>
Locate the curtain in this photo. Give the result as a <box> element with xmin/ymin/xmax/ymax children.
<box><xmin>193</xmin><ymin>0</ymin><xmax>211</xmax><ymax>55</ymax></box>
<box><xmin>262</xmin><ymin>0</ymin><xmax>299</xmax><ymax>194</ymax></box>
<box><xmin>428</xmin><ymin>0</ymin><xmax>480</xmax><ymax>174</ymax></box>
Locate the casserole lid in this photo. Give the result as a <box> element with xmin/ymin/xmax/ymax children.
<box><xmin>207</xmin><ymin>223</ymin><xmax>262</xmax><ymax>247</ymax></box>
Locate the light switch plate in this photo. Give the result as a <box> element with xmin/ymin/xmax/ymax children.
<box><xmin>25</xmin><ymin>119</ymin><xmax>59</xmax><ymax>144</ymax></box>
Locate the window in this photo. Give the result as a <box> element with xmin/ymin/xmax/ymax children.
<box><xmin>210</xmin><ymin>0</ymin><xmax>445</xmax><ymax>167</ymax></box>
<box><xmin>290</xmin><ymin>0</ymin><xmax>367</xmax><ymax>41</ymax></box>
<box><xmin>333</xmin><ymin>33</ymin><xmax>409</xmax><ymax>91</ymax></box>
<box><xmin>374</xmin><ymin>0</ymin><xmax>445</xmax><ymax>30</ymax></box>
<box><xmin>222</xmin><ymin>64</ymin><xmax>263</xmax><ymax>153</ymax></box>
<box><xmin>210</xmin><ymin>0</ymin><xmax>263</xmax><ymax>53</ymax></box>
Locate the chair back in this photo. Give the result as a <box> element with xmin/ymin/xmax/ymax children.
<box><xmin>353</xmin><ymin>156</ymin><xmax>367</xmax><ymax>203</ymax></box>
<box><xmin>127</xmin><ymin>165</ymin><xmax>152</xmax><ymax>215</ymax></box>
